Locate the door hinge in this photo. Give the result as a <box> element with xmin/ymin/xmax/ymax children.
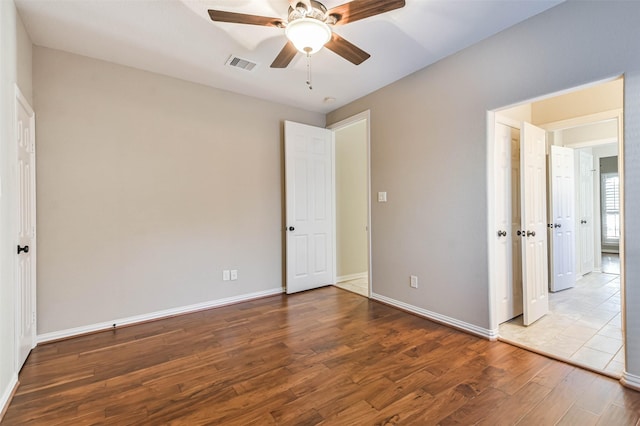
<box><xmin>32</xmin><ymin>311</ymin><xmax>36</xmax><ymax>324</ymax></box>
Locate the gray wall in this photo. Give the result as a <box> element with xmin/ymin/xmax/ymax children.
<box><xmin>33</xmin><ymin>47</ymin><xmax>324</xmax><ymax>334</ymax></box>
<box><xmin>0</xmin><ymin>0</ymin><xmax>32</xmax><ymax>411</ymax></box>
<box><xmin>327</xmin><ymin>1</ymin><xmax>640</xmax><ymax>377</ymax></box>
<box><xmin>601</xmin><ymin>156</ymin><xmax>618</xmax><ymax>174</ymax></box>
<box><xmin>336</xmin><ymin>121</ymin><xmax>368</xmax><ymax>278</ymax></box>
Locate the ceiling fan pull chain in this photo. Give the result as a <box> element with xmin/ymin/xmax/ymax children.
<box><xmin>305</xmin><ymin>49</ymin><xmax>313</xmax><ymax>90</ymax></box>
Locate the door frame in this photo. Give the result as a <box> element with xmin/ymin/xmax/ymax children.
<box><xmin>327</xmin><ymin>111</ymin><xmax>372</xmax><ymax>297</ymax></box>
<box><xmin>487</xmin><ymin>76</ymin><xmax>625</xmax><ymax>334</ymax></box>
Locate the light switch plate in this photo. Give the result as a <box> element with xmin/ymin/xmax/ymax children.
<box><xmin>230</xmin><ymin>270</ymin><xmax>238</xmax><ymax>281</ymax></box>
<box><xmin>378</xmin><ymin>192</ymin><xmax>387</xmax><ymax>202</ymax></box>
<box><xmin>410</xmin><ymin>275</ymin><xmax>418</xmax><ymax>288</ymax></box>
<box><xmin>223</xmin><ymin>270</ymin><xmax>230</xmax><ymax>281</ymax></box>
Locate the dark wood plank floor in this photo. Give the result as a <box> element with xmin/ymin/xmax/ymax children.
<box><xmin>3</xmin><ymin>287</ymin><xmax>640</xmax><ymax>425</ymax></box>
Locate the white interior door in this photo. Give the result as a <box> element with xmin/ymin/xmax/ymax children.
<box><xmin>15</xmin><ymin>87</ymin><xmax>37</xmax><ymax>369</ymax></box>
<box><xmin>521</xmin><ymin>122</ymin><xmax>549</xmax><ymax>326</ymax></box>
<box><xmin>578</xmin><ymin>150</ymin><xmax>595</xmax><ymax>275</ymax></box>
<box><xmin>549</xmin><ymin>145</ymin><xmax>576</xmax><ymax>292</ymax></box>
<box><xmin>494</xmin><ymin>122</ymin><xmax>522</xmax><ymax>324</ymax></box>
<box><xmin>285</xmin><ymin>121</ymin><xmax>334</xmax><ymax>294</ymax></box>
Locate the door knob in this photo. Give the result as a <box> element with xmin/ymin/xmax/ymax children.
<box><xmin>497</xmin><ymin>230</ymin><xmax>507</xmax><ymax>237</ymax></box>
<box><xmin>517</xmin><ymin>230</ymin><xmax>523</xmax><ymax>236</ymax></box>
<box><xmin>581</xmin><ymin>219</ymin><xmax>587</xmax><ymax>224</ymax></box>
<box><xmin>526</xmin><ymin>230</ymin><xmax>536</xmax><ymax>237</ymax></box>
<box><xmin>554</xmin><ymin>223</ymin><xmax>562</xmax><ymax>228</ymax></box>
<box><xmin>288</xmin><ymin>226</ymin><xmax>295</xmax><ymax>231</ymax></box>
<box><xmin>17</xmin><ymin>245</ymin><xmax>29</xmax><ymax>254</ymax></box>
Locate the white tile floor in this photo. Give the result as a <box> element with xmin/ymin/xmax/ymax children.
<box><xmin>500</xmin><ymin>255</ymin><xmax>623</xmax><ymax>377</ymax></box>
<box><xmin>334</xmin><ymin>276</ymin><xmax>368</xmax><ymax>297</ymax></box>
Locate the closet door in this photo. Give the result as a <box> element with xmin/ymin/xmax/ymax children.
<box><xmin>494</xmin><ymin>122</ymin><xmax>522</xmax><ymax>324</ymax></box>
<box><xmin>521</xmin><ymin>122</ymin><xmax>549</xmax><ymax>326</ymax></box>
<box><xmin>549</xmin><ymin>145</ymin><xmax>576</xmax><ymax>292</ymax></box>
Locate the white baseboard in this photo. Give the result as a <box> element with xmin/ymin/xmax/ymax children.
<box><xmin>0</xmin><ymin>373</ymin><xmax>18</xmax><ymax>421</ymax></box>
<box><xmin>336</xmin><ymin>272</ymin><xmax>368</xmax><ymax>283</ymax></box>
<box><xmin>371</xmin><ymin>293</ymin><xmax>496</xmax><ymax>340</ymax></box>
<box><xmin>37</xmin><ymin>287</ymin><xmax>284</xmax><ymax>344</ymax></box>
<box><xmin>621</xmin><ymin>371</ymin><xmax>640</xmax><ymax>391</ymax></box>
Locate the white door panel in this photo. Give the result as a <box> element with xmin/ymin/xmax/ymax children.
<box><xmin>15</xmin><ymin>87</ymin><xmax>36</xmax><ymax>369</ymax></box>
<box><xmin>495</xmin><ymin>123</ymin><xmax>522</xmax><ymax>324</ymax></box>
<box><xmin>285</xmin><ymin>121</ymin><xmax>333</xmax><ymax>293</ymax></box>
<box><xmin>521</xmin><ymin>122</ymin><xmax>549</xmax><ymax>326</ymax></box>
<box><xmin>578</xmin><ymin>150</ymin><xmax>595</xmax><ymax>275</ymax></box>
<box><xmin>549</xmin><ymin>145</ymin><xmax>576</xmax><ymax>292</ymax></box>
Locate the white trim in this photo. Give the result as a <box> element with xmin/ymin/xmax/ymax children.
<box><xmin>0</xmin><ymin>373</ymin><xmax>18</xmax><ymax>421</ymax></box>
<box><xmin>494</xmin><ymin>114</ymin><xmax>521</xmax><ymax>129</ymax></box>
<box><xmin>537</xmin><ymin>109</ymin><xmax>622</xmax><ymax>132</ymax></box>
<box><xmin>336</xmin><ymin>272</ymin><xmax>368</xmax><ymax>283</ymax></box>
<box><xmin>372</xmin><ymin>293</ymin><xmax>497</xmax><ymax>340</ymax></box>
<box><xmin>486</xmin><ymin>111</ymin><xmax>498</xmax><ymax>331</ymax></box>
<box><xmin>37</xmin><ymin>287</ymin><xmax>283</xmax><ymax>344</ymax></box>
<box><xmin>620</xmin><ymin>371</ymin><xmax>640</xmax><ymax>391</ymax></box>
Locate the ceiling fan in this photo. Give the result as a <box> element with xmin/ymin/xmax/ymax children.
<box><xmin>208</xmin><ymin>0</ymin><xmax>406</xmax><ymax>68</ymax></box>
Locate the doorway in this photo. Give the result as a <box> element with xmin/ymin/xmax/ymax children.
<box><xmin>488</xmin><ymin>77</ymin><xmax>625</xmax><ymax>377</ymax></box>
<box><xmin>283</xmin><ymin>113</ymin><xmax>372</xmax><ymax>297</ymax></box>
<box><xmin>329</xmin><ymin>112</ymin><xmax>371</xmax><ymax>297</ymax></box>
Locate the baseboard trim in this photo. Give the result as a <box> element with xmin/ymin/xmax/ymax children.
<box><xmin>621</xmin><ymin>371</ymin><xmax>640</xmax><ymax>391</ymax></box>
<box><xmin>336</xmin><ymin>272</ymin><xmax>368</xmax><ymax>283</ymax></box>
<box><xmin>0</xmin><ymin>373</ymin><xmax>18</xmax><ymax>422</ymax></box>
<box><xmin>371</xmin><ymin>293</ymin><xmax>495</xmax><ymax>340</ymax></box>
<box><xmin>37</xmin><ymin>287</ymin><xmax>284</xmax><ymax>344</ymax></box>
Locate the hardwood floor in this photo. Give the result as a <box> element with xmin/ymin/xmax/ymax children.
<box><xmin>3</xmin><ymin>287</ymin><xmax>640</xmax><ymax>425</ymax></box>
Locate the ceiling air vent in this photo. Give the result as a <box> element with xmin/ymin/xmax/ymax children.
<box><xmin>225</xmin><ymin>55</ymin><xmax>258</xmax><ymax>71</ymax></box>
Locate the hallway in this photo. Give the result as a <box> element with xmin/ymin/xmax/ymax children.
<box><xmin>500</xmin><ymin>255</ymin><xmax>622</xmax><ymax>377</ymax></box>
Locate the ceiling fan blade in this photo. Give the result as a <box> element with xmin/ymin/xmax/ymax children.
<box><xmin>208</xmin><ymin>10</ymin><xmax>284</xmax><ymax>27</ymax></box>
<box><xmin>325</xmin><ymin>33</ymin><xmax>371</xmax><ymax>65</ymax></box>
<box><xmin>271</xmin><ymin>41</ymin><xmax>298</xmax><ymax>68</ymax></box>
<box><xmin>328</xmin><ymin>0</ymin><xmax>406</xmax><ymax>26</ymax></box>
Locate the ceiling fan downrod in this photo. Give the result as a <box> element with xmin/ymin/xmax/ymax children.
<box><xmin>305</xmin><ymin>48</ymin><xmax>313</xmax><ymax>90</ymax></box>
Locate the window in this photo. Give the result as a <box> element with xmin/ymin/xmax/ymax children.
<box><xmin>601</xmin><ymin>172</ymin><xmax>620</xmax><ymax>245</ymax></box>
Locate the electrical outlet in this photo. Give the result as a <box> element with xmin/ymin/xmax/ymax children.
<box><xmin>230</xmin><ymin>270</ymin><xmax>238</xmax><ymax>281</ymax></box>
<box><xmin>410</xmin><ymin>275</ymin><xmax>418</xmax><ymax>288</ymax></box>
<box><xmin>223</xmin><ymin>270</ymin><xmax>230</xmax><ymax>281</ymax></box>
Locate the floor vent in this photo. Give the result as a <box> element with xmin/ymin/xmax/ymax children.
<box><xmin>226</xmin><ymin>55</ymin><xmax>257</xmax><ymax>71</ymax></box>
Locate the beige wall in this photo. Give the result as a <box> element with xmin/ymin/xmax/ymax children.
<box><xmin>1</xmin><ymin>0</ymin><xmax>33</xmax><ymax>413</ymax></box>
<box><xmin>327</xmin><ymin>1</ymin><xmax>640</xmax><ymax>378</ymax></box>
<box><xmin>335</xmin><ymin>120</ymin><xmax>368</xmax><ymax>278</ymax></box>
<box><xmin>33</xmin><ymin>47</ymin><xmax>324</xmax><ymax>335</ymax></box>
<box><xmin>16</xmin><ymin>12</ymin><xmax>32</xmax><ymax>103</ymax></box>
<box><xmin>532</xmin><ymin>78</ymin><xmax>623</xmax><ymax>124</ymax></box>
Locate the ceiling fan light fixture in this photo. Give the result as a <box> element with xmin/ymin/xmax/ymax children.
<box><xmin>285</xmin><ymin>17</ymin><xmax>331</xmax><ymax>54</ymax></box>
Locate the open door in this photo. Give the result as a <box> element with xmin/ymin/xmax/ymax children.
<box><xmin>578</xmin><ymin>150</ymin><xmax>595</xmax><ymax>275</ymax></box>
<box><xmin>549</xmin><ymin>145</ymin><xmax>576</xmax><ymax>292</ymax></box>
<box><xmin>521</xmin><ymin>122</ymin><xmax>549</xmax><ymax>325</ymax></box>
<box><xmin>284</xmin><ymin>121</ymin><xmax>334</xmax><ymax>294</ymax></box>
<box><xmin>16</xmin><ymin>86</ymin><xmax>37</xmax><ymax>369</ymax></box>
<box><xmin>494</xmin><ymin>122</ymin><xmax>522</xmax><ymax>323</ymax></box>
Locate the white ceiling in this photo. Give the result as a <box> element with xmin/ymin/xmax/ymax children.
<box><xmin>15</xmin><ymin>0</ymin><xmax>564</xmax><ymax>113</ymax></box>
